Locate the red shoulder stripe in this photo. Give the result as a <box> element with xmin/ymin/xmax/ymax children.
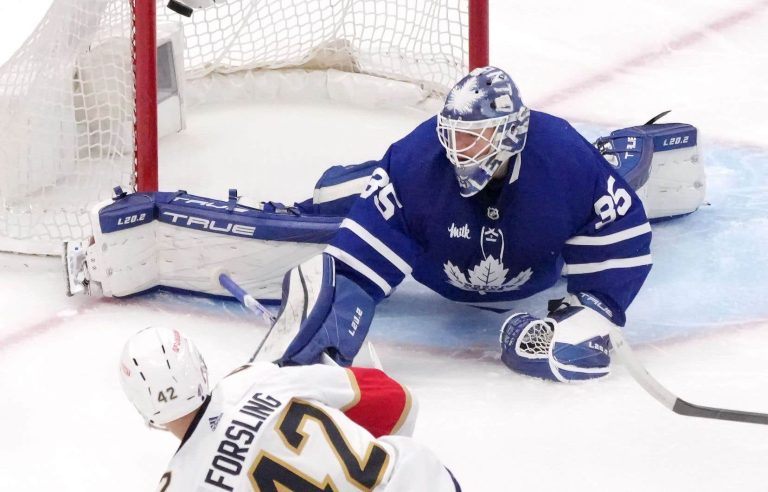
<box><xmin>342</xmin><ymin>367</ymin><xmax>411</xmax><ymax>437</ymax></box>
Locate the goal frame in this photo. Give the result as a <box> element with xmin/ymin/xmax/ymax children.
<box><xmin>133</xmin><ymin>0</ymin><xmax>489</xmax><ymax>193</ymax></box>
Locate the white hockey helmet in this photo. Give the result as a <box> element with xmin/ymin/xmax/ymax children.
<box><xmin>118</xmin><ymin>326</ymin><xmax>209</xmax><ymax>427</ymax></box>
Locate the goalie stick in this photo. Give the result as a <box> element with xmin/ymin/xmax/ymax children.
<box><xmin>219</xmin><ymin>274</ymin><xmax>383</xmax><ymax>368</ymax></box>
<box><xmin>609</xmin><ymin>327</ymin><xmax>768</xmax><ymax>426</ymax></box>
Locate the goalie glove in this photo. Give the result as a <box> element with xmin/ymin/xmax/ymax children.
<box><xmin>499</xmin><ymin>292</ymin><xmax>616</xmax><ymax>382</ymax></box>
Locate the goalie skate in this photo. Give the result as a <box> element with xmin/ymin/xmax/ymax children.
<box><xmin>64</xmin><ymin>240</ymin><xmax>93</xmax><ymax>296</ymax></box>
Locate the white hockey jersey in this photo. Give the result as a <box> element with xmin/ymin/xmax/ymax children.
<box><xmin>156</xmin><ymin>362</ymin><xmax>459</xmax><ymax>491</ymax></box>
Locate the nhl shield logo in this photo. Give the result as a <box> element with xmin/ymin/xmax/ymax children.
<box><xmin>487</xmin><ymin>207</ymin><xmax>500</xmax><ymax>220</ymax></box>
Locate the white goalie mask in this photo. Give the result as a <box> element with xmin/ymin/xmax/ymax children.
<box><xmin>437</xmin><ymin>66</ymin><xmax>529</xmax><ymax>197</ymax></box>
<box><xmin>437</xmin><ymin>114</ymin><xmax>513</xmax><ymax>181</ymax></box>
<box><xmin>119</xmin><ymin>326</ymin><xmax>209</xmax><ymax>427</ymax></box>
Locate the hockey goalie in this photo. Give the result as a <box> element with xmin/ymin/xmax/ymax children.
<box><xmin>66</xmin><ymin>66</ymin><xmax>705</xmax><ymax>382</ymax></box>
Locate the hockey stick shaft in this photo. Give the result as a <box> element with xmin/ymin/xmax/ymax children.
<box><xmin>218</xmin><ymin>274</ymin><xmax>276</xmax><ymax>362</ymax></box>
<box><xmin>609</xmin><ymin>327</ymin><xmax>768</xmax><ymax>425</ymax></box>
<box><xmin>218</xmin><ymin>274</ymin><xmax>276</xmax><ymax>324</ymax></box>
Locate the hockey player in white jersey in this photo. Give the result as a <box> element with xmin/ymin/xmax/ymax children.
<box><xmin>119</xmin><ymin>326</ymin><xmax>461</xmax><ymax>491</ymax></box>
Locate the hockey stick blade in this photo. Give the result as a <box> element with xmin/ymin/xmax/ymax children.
<box><xmin>671</xmin><ymin>399</ymin><xmax>768</xmax><ymax>425</ymax></box>
<box><xmin>609</xmin><ymin>327</ymin><xmax>768</xmax><ymax>426</ymax></box>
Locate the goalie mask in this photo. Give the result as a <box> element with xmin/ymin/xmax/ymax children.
<box><xmin>437</xmin><ymin>66</ymin><xmax>530</xmax><ymax>197</ymax></box>
<box><xmin>119</xmin><ymin>326</ymin><xmax>209</xmax><ymax>427</ymax></box>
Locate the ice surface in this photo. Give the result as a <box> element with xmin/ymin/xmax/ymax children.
<box><xmin>1</xmin><ymin>1</ymin><xmax>768</xmax><ymax>490</ymax></box>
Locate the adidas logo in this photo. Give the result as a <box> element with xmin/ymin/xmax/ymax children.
<box><xmin>209</xmin><ymin>413</ymin><xmax>222</xmax><ymax>431</ymax></box>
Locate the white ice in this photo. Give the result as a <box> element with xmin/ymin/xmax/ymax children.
<box><xmin>2</xmin><ymin>1</ymin><xmax>768</xmax><ymax>491</ymax></box>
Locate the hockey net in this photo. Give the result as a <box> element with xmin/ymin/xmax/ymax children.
<box><xmin>0</xmin><ymin>0</ymin><xmax>485</xmax><ymax>255</ymax></box>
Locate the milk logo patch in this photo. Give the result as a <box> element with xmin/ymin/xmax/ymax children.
<box><xmin>448</xmin><ymin>223</ymin><xmax>471</xmax><ymax>239</ymax></box>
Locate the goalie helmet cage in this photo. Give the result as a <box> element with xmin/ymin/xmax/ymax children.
<box><xmin>0</xmin><ymin>0</ymin><xmax>489</xmax><ymax>255</ymax></box>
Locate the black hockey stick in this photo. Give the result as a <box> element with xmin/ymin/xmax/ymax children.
<box><xmin>609</xmin><ymin>327</ymin><xmax>768</xmax><ymax>425</ymax></box>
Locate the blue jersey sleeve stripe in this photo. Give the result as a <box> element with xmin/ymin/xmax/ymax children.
<box><xmin>565</xmin><ymin>254</ymin><xmax>653</xmax><ymax>275</ymax></box>
<box><xmin>313</xmin><ymin>176</ymin><xmax>371</xmax><ymax>205</ymax></box>
<box><xmin>340</xmin><ymin>218</ymin><xmax>413</xmax><ymax>275</ymax></box>
<box><xmin>565</xmin><ymin>222</ymin><xmax>651</xmax><ymax>246</ymax></box>
<box><xmin>325</xmin><ymin>245</ymin><xmax>393</xmax><ymax>296</ymax></box>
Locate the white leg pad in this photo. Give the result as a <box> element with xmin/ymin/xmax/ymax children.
<box><xmin>82</xmin><ymin>192</ymin><xmax>339</xmax><ymax>299</ymax></box>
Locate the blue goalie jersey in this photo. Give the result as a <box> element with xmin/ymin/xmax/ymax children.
<box><xmin>326</xmin><ymin>111</ymin><xmax>652</xmax><ymax>325</ymax></box>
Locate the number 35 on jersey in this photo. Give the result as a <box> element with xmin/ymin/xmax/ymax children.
<box><xmin>361</xmin><ymin>169</ymin><xmax>403</xmax><ymax>220</ymax></box>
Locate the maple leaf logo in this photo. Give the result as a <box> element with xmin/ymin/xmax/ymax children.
<box><xmin>503</xmin><ymin>268</ymin><xmax>532</xmax><ymax>290</ymax></box>
<box><xmin>467</xmin><ymin>256</ymin><xmax>509</xmax><ymax>287</ymax></box>
<box><xmin>443</xmin><ymin>261</ymin><xmax>532</xmax><ymax>294</ymax></box>
<box><xmin>444</xmin><ymin>261</ymin><xmax>469</xmax><ymax>289</ymax></box>
<box><xmin>443</xmin><ymin>228</ymin><xmax>532</xmax><ymax>293</ymax></box>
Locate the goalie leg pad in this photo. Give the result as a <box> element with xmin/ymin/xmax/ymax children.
<box><xmin>294</xmin><ymin>272</ymin><xmax>376</xmax><ymax>366</ymax></box>
<box><xmin>74</xmin><ymin>190</ymin><xmax>342</xmax><ymax>299</ymax></box>
<box><xmin>596</xmin><ymin>116</ymin><xmax>705</xmax><ymax>220</ymax></box>
<box><xmin>262</xmin><ymin>253</ymin><xmax>376</xmax><ymax>366</ymax></box>
<box><xmin>254</xmin><ymin>253</ymin><xmax>336</xmax><ymax>363</ymax></box>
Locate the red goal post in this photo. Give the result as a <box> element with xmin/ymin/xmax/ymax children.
<box><xmin>0</xmin><ymin>0</ymin><xmax>489</xmax><ymax>254</ymax></box>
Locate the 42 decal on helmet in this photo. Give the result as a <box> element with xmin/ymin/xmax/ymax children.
<box><xmin>594</xmin><ymin>175</ymin><xmax>632</xmax><ymax>230</ymax></box>
<box><xmin>361</xmin><ymin>168</ymin><xmax>403</xmax><ymax>220</ymax></box>
<box><xmin>157</xmin><ymin>387</ymin><xmax>178</xmax><ymax>403</ymax></box>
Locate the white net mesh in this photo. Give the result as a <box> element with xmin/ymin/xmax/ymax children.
<box><xmin>165</xmin><ymin>0</ymin><xmax>468</xmax><ymax>94</ymax></box>
<box><xmin>0</xmin><ymin>0</ymin><xmax>136</xmax><ymax>254</ymax></box>
<box><xmin>0</xmin><ymin>0</ymin><xmax>470</xmax><ymax>254</ymax></box>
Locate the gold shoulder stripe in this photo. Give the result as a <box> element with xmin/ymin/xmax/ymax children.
<box><xmin>390</xmin><ymin>384</ymin><xmax>413</xmax><ymax>434</ymax></box>
<box><xmin>340</xmin><ymin>367</ymin><xmax>362</xmax><ymax>412</ymax></box>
